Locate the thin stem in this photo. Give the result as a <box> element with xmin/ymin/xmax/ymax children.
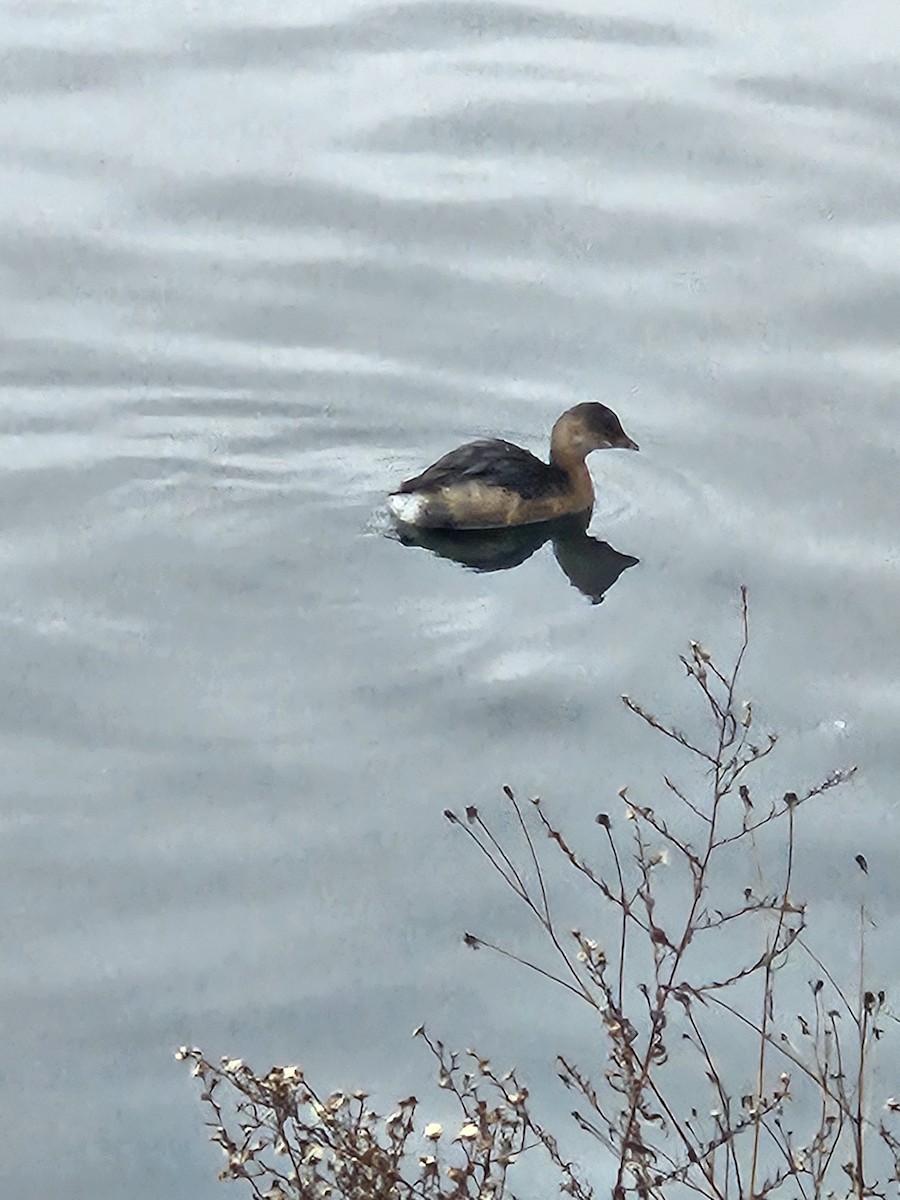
<box><xmin>855</xmin><ymin>895</ymin><xmax>868</xmax><ymax>1199</ymax></box>
<box><xmin>749</xmin><ymin>801</ymin><xmax>797</xmax><ymax>1197</ymax></box>
<box><xmin>467</xmin><ymin>934</ymin><xmax>593</xmax><ymax>1004</ymax></box>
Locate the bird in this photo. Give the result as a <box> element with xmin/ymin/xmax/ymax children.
<box><xmin>387</xmin><ymin>402</ymin><xmax>639</xmax><ymax>530</ymax></box>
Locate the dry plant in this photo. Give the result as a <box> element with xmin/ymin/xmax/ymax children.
<box><xmin>174</xmin><ymin>1042</ymin><xmax>534</xmax><ymax>1199</ymax></box>
<box><xmin>181</xmin><ymin>589</ymin><xmax>899</xmax><ymax>1199</ymax></box>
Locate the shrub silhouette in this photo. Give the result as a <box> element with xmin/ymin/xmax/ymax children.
<box><xmin>180</xmin><ymin>591</ymin><xmax>898</xmax><ymax>1199</ymax></box>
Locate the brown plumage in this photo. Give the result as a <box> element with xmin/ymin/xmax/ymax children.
<box><xmin>388</xmin><ymin>402</ymin><xmax>639</xmax><ymax>530</ymax></box>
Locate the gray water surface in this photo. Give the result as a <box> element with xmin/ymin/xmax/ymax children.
<box><xmin>1</xmin><ymin>2</ymin><xmax>899</xmax><ymax>1197</ymax></box>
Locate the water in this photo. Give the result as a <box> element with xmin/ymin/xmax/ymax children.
<box><xmin>1</xmin><ymin>2</ymin><xmax>898</xmax><ymax>1196</ymax></box>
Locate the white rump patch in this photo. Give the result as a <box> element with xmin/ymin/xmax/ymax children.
<box><xmin>387</xmin><ymin>492</ymin><xmax>427</xmax><ymax>525</ymax></box>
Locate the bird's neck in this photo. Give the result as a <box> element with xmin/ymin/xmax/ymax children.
<box><xmin>550</xmin><ymin>450</ymin><xmax>594</xmax><ymax>509</ymax></box>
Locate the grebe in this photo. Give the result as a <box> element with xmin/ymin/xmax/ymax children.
<box><xmin>388</xmin><ymin>402</ymin><xmax>638</xmax><ymax>530</ymax></box>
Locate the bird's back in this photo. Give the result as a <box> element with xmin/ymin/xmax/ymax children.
<box><xmin>398</xmin><ymin>438</ymin><xmax>569</xmax><ymax>500</ymax></box>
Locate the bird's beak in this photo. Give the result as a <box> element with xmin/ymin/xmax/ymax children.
<box><xmin>623</xmin><ymin>436</ymin><xmax>640</xmax><ymax>451</ymax></box>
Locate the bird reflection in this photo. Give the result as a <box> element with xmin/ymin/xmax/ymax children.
<box><xmin>393</xmin><ymin>511</ymin><xmax>638</xmax><ymax>605</ymax></box>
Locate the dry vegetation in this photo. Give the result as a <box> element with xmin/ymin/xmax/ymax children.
<box><xmin>180</xmin><ymin>590</ymin><xmax>899</xmax><ymax>1199</ymax></box>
